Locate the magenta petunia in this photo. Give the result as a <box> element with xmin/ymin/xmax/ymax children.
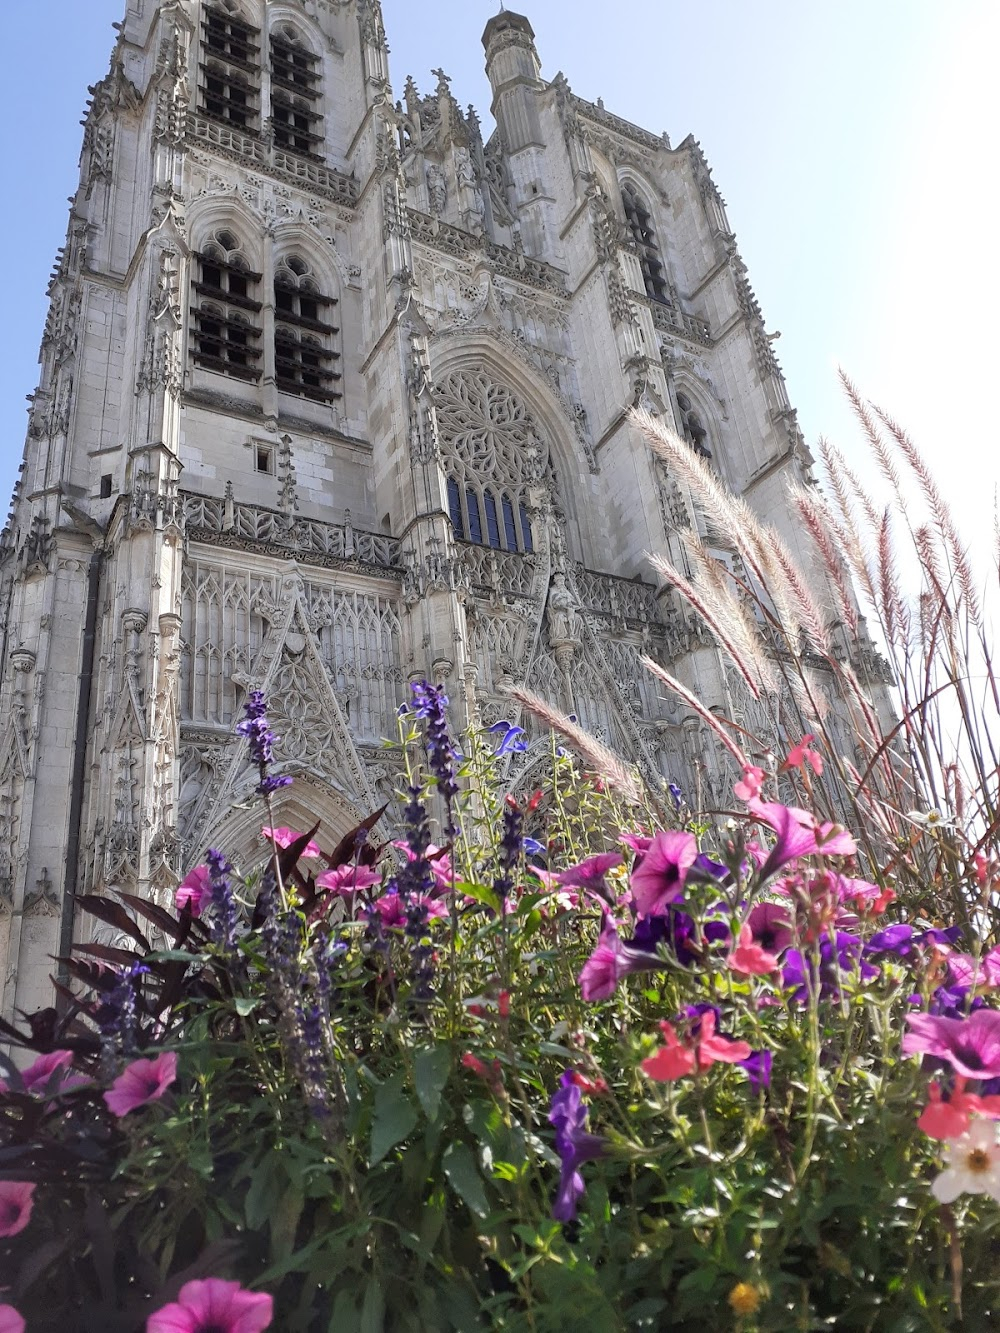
<box><xmin>948</xmin><ymin>946</ymin><xmax>1000</xmax><ymax>990</ymax></box>
<box><xmin>903</xmin><ymin>1010</ymin><xmax>1000</xmax><ymax>1079</ymax></box>
<box><xmin>372</xmin><ymin>891</ymin><xmax>448</xmax><ymax>929</ymax></box>
<box><xmin>103</xmin><ymin>1051</ymin><xmax>178</xmax><ymax>1118</ymax></box>
<box><xmin>146</xmin><ymin>1277</ymin><xmax>273</xmax><ymax>1332</ymax></box>
<box><xmin>557</xmin><ymin>853</ymin><xmax>623</xmax><ymax>893</ymax></box>
<box><xmin>392</xmin><ymin>841</ymin><xmax>454</xmax><ymax>893</ymax></box>
<box><xmin>315</xmin><ymin>864</ymin><xmax>382</xmax><ymax>895</ymax></box>
<box><xmin>578</xmin><ymin>917</ymin><xmax>660</xmax><ymax>1001</ymax></box>
<box><xmin>630</xmin><ymin>831</ymin><xmax>698</xmax><ymax>917</ymax></box>
<box><xmin>0</xmin><ymin>1305</ymin><xmax>25</xmax><ymax>1333</ymax></box>
<box><xmin>0</xmin><ymin>1048</ymin><xmax>75</xmax><ymax>1097</ymax></box>
<box><xmin>0</xmin><ymin>1182</ymin><xmax>35</xmax><ymax>1238</ymax></box>
<box><xmin>175</xmin><ymin>864</ymin><xmax>212</xmax><ymax>917</ymax></box>
<box><xmin>747</xmin><ymin>797</ymin><xmax>856</xmax><ymax>879</ymax></box>
<box><xmin>745</xmin><ymin>901</ymin><xmax>795</xmax><ymax>956</ymax></box>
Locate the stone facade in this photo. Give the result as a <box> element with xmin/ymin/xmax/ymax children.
<box><xmin>0</xmin><ymin>2</ymin><xmax>880</xmax><ymax>1017</ymax></box>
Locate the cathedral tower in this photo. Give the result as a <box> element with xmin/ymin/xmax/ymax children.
<box><xmin>0</xmin><ymin>2</ymin><xmax>862</xmax><ymax>1017</ymax></box>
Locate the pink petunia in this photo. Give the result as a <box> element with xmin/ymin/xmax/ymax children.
<box><xmin>146</xmin><ymin>1277</ymin><xmax>273</xmax><ymax>1332</ymax></box>
<box><xmin>261</xmin><ymin>827</ymin><xmax>322</xmax><ymax>858</ymax></box>
<box><xmin>620</xmin><ymin>832</ymin><xmax>653</xmax><ymax>854</ymax></box>
<box><xmin>733</xmin><ymin>766</ymin><xmax>765</xmax><ymax>802</ymax></box>
<box><xmin>903</xmin><ymin>1010</ymin><xmax>1000</xmax><ymax>1080</ymax></box>
<box><xmin>0</xmin><ymin>1306</ymin><xmax>25</xmax><ymax>1333</ymax></box>
<box><xmin>630</xmin><ymin>831</ymin><xmax>698</xmax><ymax>917</ymax></box>
<box><xmin>372</xmin><ymin>892</ymin><xmax>448</xmax><ymax>930</ymax></box>
<box><xmin>747</xmin><ymin>797</ymin><xmax>856</xmax><ymax>879</ymax></box>
<box><xmin>948</xmin><ymin>946</ymin><xmax>1000</xmax><ymax>991</ymax></box>
<box><xmin>557</xmin><ymin>853</ymin><xmax>623</xmax><ymax>893</ymax></box>
<box><xmin>727</xmin><ymin>925</ymin><xmax>780</xmax><ymax>977</ymax></box>
<box><xmin>745</xmin><ymin>901</ymin><xmax>795</xmax><ymax>955</ymax></box>
<box><xmin>315</xmin><ymin>864</ymin><xmax>382</xmax><ymax>895</ymax></box>
<box><xmin>103</xmin><ymin>1051</ymin><xmax>178</xmax><ymax>1118</ymax></box>
<box><xmin>0</xmin><ymin>1048</ymin><xmax>74</xmax><ymax>1097</ymax></box>
<box><xmin>693</xmin><ymin>1010</ymin><xmax>753</xmax><ymax>1067</ymax></box>
<box><xmin>0</xmin><ymin>1182</ymin><xmax>35</xmax><ymax>1238</ymax></box>
<box><xmin>176</xmin><ymin>864</ymin><xmax>212</xmax><ymax>917</ymax></box>
<box><xmin>392</xmin><ymin>842</ymin><xmax>454</xmax><ymax>893</ymax></box>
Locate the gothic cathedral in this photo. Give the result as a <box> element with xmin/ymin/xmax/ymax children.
<box><xmin>0</xmin><ymin>2</ymin><xmax>843</xmax><ymax>1017</ymax></box>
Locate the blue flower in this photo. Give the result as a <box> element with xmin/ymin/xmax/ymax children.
<box><xmin>523</xmin><ymin>836</ymin><xmax>544</xmax><ymax>857</ymax></box>
<box><xmin>488</xmin><ymin>721</ymin><xmax>528</xmax><ymax>756</ymax></box>
<box><xmin>668</xmin><ymin>782</ymin><xmax>684</xmax><ymax>809</ymax></box>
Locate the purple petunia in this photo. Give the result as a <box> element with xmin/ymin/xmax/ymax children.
<box><xmin>548</xmin><ymin>1071</ymin><xmax>607</xmax><ymax>1223</ymax></box>
<box><xmin>781</xmin><ymin>931</ymin><xmax>879</xmax><ymax>1002</ymax></box>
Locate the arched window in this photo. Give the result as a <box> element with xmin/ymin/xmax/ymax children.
<box><xmin>192</xmin><ymin>229</ymin><xmax>262</xmax><ymax>381</ymax></box>
<box><xmin>433</xmin><ymin>370</ymin><xmax>542</xmax><ymax>555</ymax></box>
<box><xmin>270</xmin><ymin>23</ymin><xmax>323</xmax><ymax>158</ymax></box>
<box><xmin>675</xmin><ymin>391</ymin><xmax>712</xmax><ymax>459</ymax></box>
<box><xmin>621</xmin><ymin>182</ymin><xmax>670</xmax><ymax>305</ymax></box>
<box><xmin>273</xmin><ymin>254</ymin><xmax>341</xmax><ymax>403</ymax></box>
<box><xmin>201</xmin><ymin>4</ymin><xmax>261</xmax><ymax>131</ymax></box>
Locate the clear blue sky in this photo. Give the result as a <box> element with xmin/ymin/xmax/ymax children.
<box><xmin>1</xmin><ymin>1</ymin><xmax>996</xmax><ymax>536</ymax></box>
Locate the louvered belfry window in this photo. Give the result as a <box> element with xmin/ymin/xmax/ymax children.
<box><xmin>200</xmin><ymin>5</ymin><xmax>261</xmax><ymax>132</ymax></box>
<box><xmin>191</xmin><ymin>230</ymin><xmax>263</xmax><ymax>381</ymax></box>
<box><xmin>621</xmin><ymin>183</ymin><xmax>670</xmax><ymax>305</ymax></box>
<box><xmin>273</xmin><ymin>255</ymin><xmax>342</xmax><ymax>404</ymax></box>
<box><xmin>271</xmin><ymin>28</ymin><xmax>324</xmax><ymax>158</ymax></box>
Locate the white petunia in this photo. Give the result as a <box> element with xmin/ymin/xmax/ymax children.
<box><xmin>932</xmin><ymin>1120</ymin><xmax>1000</xmax><ymax>1204</ymax></box>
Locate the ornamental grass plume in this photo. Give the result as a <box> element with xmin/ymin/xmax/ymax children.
<box><xmin>506</xmin><ymin>684</ymin><xmax>644</xmax><ymax>805</ymax></box>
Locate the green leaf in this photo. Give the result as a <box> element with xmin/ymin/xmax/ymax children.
<box><xmin>442</xmin><ymin>1141</ymin><xmax>489</xmax><ymax>1218</ymax></box>
<box><xmin>370</xmin><ymin>1076</ymin><xmax>419</xmax><ymax>1166</ymax></box>
<box><xmin>360</xmin><ymin>1278</ymin><xmax>386</xmax><ymax>1333</ymax></box>
<box><xmin>233</xmin><ymin>996</ymin><xmax>260</xmax><ymax>1016</ymax></box>
<box><xmin>245</xmin><ymin>1157</ymin><xmax>276</xmax><ymax>1231</ymax></box>
<box><xmin>455</xmin><ymin>879</ymin><xmax>501</xmax><ymax>913</ymax></box>
<box><xmin>413</xmin><ymin>1045</ymin><xmax>451</xmax><ymax>1122</ymax></box>
<box><xmin>147</xmin><ymin>949</ymin><xmax>205</xmax><ymax>964</ymax></box>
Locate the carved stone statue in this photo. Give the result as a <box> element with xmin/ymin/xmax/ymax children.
<box><xmin>426</xmin><ymin>163</ymin><xmax>447</xmax><ymax>216</ymax></box>
<box><xmin>546</xmin><ymin>572</ymin><xmax>580</xmax><ymax>647</ymax></box>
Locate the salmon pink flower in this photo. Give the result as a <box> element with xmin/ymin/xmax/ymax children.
<box><xmin>734</xmin><ymin>765</ymin><xmax>765</xmax><ymax>801</ymax></box>
<box><xmin>0</xmin><ymin>1307</ymin><xmax>25</xmax><ymax>1333</ymax></box>
<box><xmin>0</xmin><ymin>1182</ymin><xmax>35</xmax><ymax>1237</ymax></box>
<box><xmin>175</xmin><ymin>864</ymin><xmax>211</xmax><ymax>917</ymax></box>
<box><xmin>641</xmin><ymin>1021</ymin><xmax>696</xmax><ymax>1081</ymax></box>
<box><xmin>728</xmin><ymin>925</ymin><xmax>780</xmax><ymax>976</ymax></box>
<box><xmin>642</xmin><ymin>1012</ymin><xmax>751</xmax><ymax>1082</ymax></box>
<box><xmin>931</xmin><ymin>1120</ymin><xmax>1000</xmax><ymax>1204</ymax></box>
<box><xmin>103</xmin><ymin>1051</ymin><xmax>178</xmax><ymax>1117</ymax></box>
<box><xmin>630</xmin><ymin>830</ymin><xmax>698</xmax><ymax>917</ymax></box>
<box><xmin>784</xmin><ymin>734</ymin><xmax>823</xmax><ymax>775</ymax></box>
<box><xmin>904</xmin><ymin>1010</ymin><xmax>1000</xmax><ymax>1079</ymax></box>
<box><xmin>146</xmin><ymin>1277</ymin><xmax>273</xmax><ymax>1332</ymax></box>
<box><xmin>315</xmin><ymin>864</ymin><xmax>382</xmax><ymax>895</ymax></box>
<box><xmin>261</xmin><ymin>827</ymin><xmax>322</xmax><ymax>858</ymax></box>
<box><xmin>915</xmin><ymin>1077</ymin><xmax>1000</xmax><ymax>1141</ymax></box>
